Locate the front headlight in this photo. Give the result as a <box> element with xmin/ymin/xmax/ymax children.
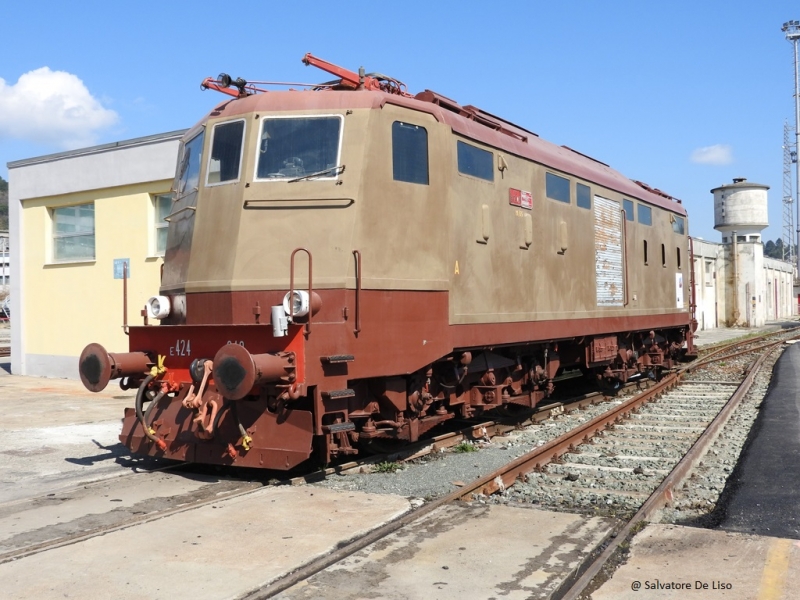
<box><xmin>146</xmin><ymin>295</ymin><xmax>171</xmax><ymax>320</ymax></box>
<box><xmin>283</xmin><ymin>290</ymin><xmax>310</xmax><ymax>318</ymax></box>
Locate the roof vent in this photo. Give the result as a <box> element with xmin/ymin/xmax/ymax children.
<box><xmin>732</xmin><ymin>177</ymin><xmax>747</xmax><ymax>184</ymax></box>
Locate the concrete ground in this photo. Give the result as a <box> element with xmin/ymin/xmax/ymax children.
<box><xmin>275</xmin><ymin>504</ymin><xmax>614</xmax><ymax>600</ymax></box>
<box><xmin>0</xmin><ymin>321</ymin><xmax>797</xmax><ymax>599</ymax></box>
<box><xmin>0</xmin><ymin>353</ymin><xmax>616</xmax><ymax>600</ymax></box>
<box><xmin>592</xmin><ymin>524</ymin><xmax>800</xmax><ymax>599</ymax></box>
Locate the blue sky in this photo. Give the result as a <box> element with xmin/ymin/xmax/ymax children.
<box><xmin>1</xmin><ymin>1</ymin><xmax>798</xmax><ymax>243</ymax></box>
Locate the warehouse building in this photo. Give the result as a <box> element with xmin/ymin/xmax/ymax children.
<box><xmin>7</xmin><ymin>130</ymin><xmax>186</xmax><ymax>377</ymax></box>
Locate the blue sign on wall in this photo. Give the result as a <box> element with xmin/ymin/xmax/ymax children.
<box><xmin>113</xmin><ymin>258</ymin><xmax>131</xmax><ymax>279</ymax></box>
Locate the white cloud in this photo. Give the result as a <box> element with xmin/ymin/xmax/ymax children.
<box><xmin>690</xmin><ymin>144</ymin><xmax>733</xmax><ymax>166</ymax></box>
<box><xmin>0</xmin><ymin>67</ymin><xmax>118</xmax><ymax>149</ymax></box>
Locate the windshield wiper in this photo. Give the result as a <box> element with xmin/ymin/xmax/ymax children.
<box><xmin>287</xmin><ymin>164</ymin><xmax>345</xmax><ymax>183</ymax></box>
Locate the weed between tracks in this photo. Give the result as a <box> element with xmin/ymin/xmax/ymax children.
<box><xmin>452</xmin><ymin>442</ymin><xmax>478</xmax><ymax>453</ymax></box>
<box><xmin>373</xmin><ymin>461</ymin><xmax>402</xmax><ymax>474</ymax></box>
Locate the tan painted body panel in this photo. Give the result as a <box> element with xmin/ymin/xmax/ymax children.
<box><xmin>160</xmin><ymin>89</ymin><xmax>689</xmax><ymax>330</ymax></box>
<box><xmin>82</xmin><ymin>79</ymin><xmax>693</xmax><ymax>470</ymax></box>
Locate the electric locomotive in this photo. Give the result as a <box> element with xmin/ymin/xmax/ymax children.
<box><xmin>78</xmin><ymin>54</ymin><xmax>695</xmax><ymax>469</ymax></box>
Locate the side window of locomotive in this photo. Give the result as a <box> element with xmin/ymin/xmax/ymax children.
<box><xmin>255</xmin><ymin>116</ymin><xmax>343</xmax><ymax>180</ymax></box>
<box><xmin>576</xmin><ymin>183</ymin><xmax>591</xmax><ymax>209</ymax></box>
<box><xmin>207</xmin><ymin>120</ymin><xmax>245</xmax><ymax>185</ymax></box>
<box><xmin>457</xmin><ymin>141</ymin><xmax>493</xmax><ymax>181</ymax></box>
<box><xmin>672</xmin><ymin>215</ymin><xmax>685</xmax><ymax>235</ymax></box>
<box><xmin>623</xmin><ymin>199</ymin><xmax>634</xmax><ymax>221</ymax></box>
<box><xmin>392</xmin><ymin>122</ymin><xmax>429</xmax><ymax>184</ymax></box>
<box><xmin>546</xmin><ymin>173</ymin><xmax>570</xmax><ymax>203</ymax></box>
<box><xmin>638</xmin><ymin>204</ymin><xmax>652</xmax><ymax>225</ymax></box>
<box><xmin>177</xmin><ymin>131</ymin><xmax>205</xmax><ymax>197</ymax></box>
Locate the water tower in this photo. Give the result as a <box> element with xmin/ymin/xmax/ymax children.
<box><xmin>711</xmin><ymin>177</ymin><xmax>769</xmax><ymax>243</ymax></box>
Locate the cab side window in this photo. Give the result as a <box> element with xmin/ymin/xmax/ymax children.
<box><xmin>457</xmin><ymin>141</ymin><xmax>493</xmax><ymax>181</ymax></box>
<box><xmin>207</xmin><ymin>120</ymin><xmax>245</xmax><ymax>184</ymax></box>
<box><xmin>392</xmin><ymin>122</ymin><xmax>429</xmax><ymax>184</ymax></box>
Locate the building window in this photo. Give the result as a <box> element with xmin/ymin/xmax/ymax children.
<box><xmin>638</xmin><ymin>204</ymin><xmax>652</xmax><ymax>225</ymax></box>
<box><xmin>154</xmin><ymin>194</ymin><xmax>171</xmax><ymax>255</ymax></box>
<box><xmin>737</xmin><ymin>235</ymin><xmax>746</xmax><ymax>243</ymax></box>
<box><xmin>576</xmin><ymin>183</ymin><xmax>591</xmax><ymax>209</ymax></box>
<box><xmin>546</xmin><ymin>172</ymin><xmax>570</xmax><ymax>203</ymax></box>
<box><xmin>207</xmin><ymin>119</ymin><xmax>245</xmax><ymax>184</ymax></box>
<box><xmin>457</xmin><ymin>141</ymin><xmax>493</xmax><ymax>181</ymax></box>
<box><xmin>705</xmin><ymin>260</ymin><xmax>713</xmax><ymax>286</ymax></box>
<box><xmin>53</xmin><ymin>203</ymin><xmax>95</xmax><ymax>261</ymax></box>
<box><xmin>392</xmin><ymin>121</ymin><xmax>429</xmax><ymax>184</ymax></box>
<box><xmin>672</xmin><ymin>215</ymin><xmax>685</xmax><ymax>234</ymax></box>
<box><xmin>623</xmin><ymin>199</ymin><xmax>634</xmax><ymax>221</ymax></box>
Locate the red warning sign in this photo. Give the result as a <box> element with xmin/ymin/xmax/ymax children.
<box><xmin>509</xmin><ymin>188</ymin><xmax>532</xmax><ymax>210</ymax></box>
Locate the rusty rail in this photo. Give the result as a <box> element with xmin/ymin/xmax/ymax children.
<box><xmin>559</xmin><ymin>344</ymin><xmax>774</xmax><ymax>599</ymax></box>
<box><xmin>243</xmin><ymin>332</ymin><xmax>796</xmax><ymax>599</ymax></box>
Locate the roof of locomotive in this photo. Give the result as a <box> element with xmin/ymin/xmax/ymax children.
<box><xmin>197</xmin><ymin>80</ymin><xmax>687</xmax><ymax>218</ymax></box>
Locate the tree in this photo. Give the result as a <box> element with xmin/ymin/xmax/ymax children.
<box><xmin>0</xmin><ymin>175</ymin><xmax>8</xmax><ymax>232</ymax></box>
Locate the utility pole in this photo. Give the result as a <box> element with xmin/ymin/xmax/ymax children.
<box><xmin>782</xmin><ymin>20</ymin><xmax>800</xmax><ymax>278</ymax></box>
<box><xmin>783</xmin><ymin>120</ymin><xmax>795</xmax><ymax>265</ymax></box>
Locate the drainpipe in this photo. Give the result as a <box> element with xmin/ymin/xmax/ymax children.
<box><xmin>732</xmin><ymin>231</ymin><xmax>739</xmax><ymax>325</ymax></box>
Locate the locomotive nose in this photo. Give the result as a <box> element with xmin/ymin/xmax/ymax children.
<box><xmin>212</xmin><ymin>344</ymin><xmax>296</xmax><ymax>400</ymax></box>
<box><xmin>78</xmin><ymin>343</ymin><xmax>151</xmax><ymax>392</ymax></box>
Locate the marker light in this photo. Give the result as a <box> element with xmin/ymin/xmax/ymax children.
<box><xmin>146</xmin><ymin>295</ymin><xmax>171</xmax><ymax>320</ymax></box>
<box><xmin>282</xmin><ymin>290</ymin><xmax>310</xmax><ymax>319</ymax></box>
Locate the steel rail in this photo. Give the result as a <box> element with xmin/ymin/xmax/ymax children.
<box><xmin>559</xmin><ymin>344</ymin><xmax>774</xmax><ymax>600</ymax></box>
<box><xmin>241</xmin><ymin>383</ymin><xmax>673</xmax><ymax>599</ymax></box>
<box><xmin>238</xmin><ymin>332</ymin><xmax>789</xmax><ymax>599</ymax></box>
<box><xmin>458</xmin><ymin>373</ymin><xmax>679</xmax><ymax>497</ymax></box>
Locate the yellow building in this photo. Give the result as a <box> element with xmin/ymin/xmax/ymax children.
<box><xmin>7</xmin><ymin>130</ymin><xmax>186</xmax><ymax>377</ymax></box>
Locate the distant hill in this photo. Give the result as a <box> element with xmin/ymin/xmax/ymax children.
<box><xmin>0</xmin><ymin>175</ymin><xmax>7</xmax><ymax>232</ymax></box>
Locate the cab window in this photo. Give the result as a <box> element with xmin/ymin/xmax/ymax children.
<box><xmin>457</xmin><ymin>141</ymin><xmax>493</xmax><ymax>181</ymax></box>
<box><xmin>207</xmin><ymin>120</ymin><xmax>245</xmax><ymax>184</ymax></box>
<box><xmin>392</xmin><ymin>122</ymin><xmax>429</xmax><ymax>184</ymax></box>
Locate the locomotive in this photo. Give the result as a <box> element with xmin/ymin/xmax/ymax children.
<box><xmin>78</xmin><ymin>54</ymin><xmax>695</xmax><ymax>470</ymax></box>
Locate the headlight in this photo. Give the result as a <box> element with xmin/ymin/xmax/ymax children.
<box><xmin>146</xmin><ymin>295</ymin><xmax>171</xmax><ymax>320</ymax></box>
<box><xmin>283</xmin><ymin>290</ymin><xmax>310</xmax><ymax>318</ymax></box>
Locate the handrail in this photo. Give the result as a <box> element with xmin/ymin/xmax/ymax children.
<box><xmin>290</xmin><ymin>248</ymin><xmax>313</xmax><ymax>334</ymax></box>
<box><xmin>164</xmin><ymin>205</ymin><xmax>196</xmax><ymax>222</ymax></box>
<box><xmin>353</xmin><ymin>250</ymin><xmax>361</xmax><ymax>335</ymax></box>
<box><xmin>621</xmin><ymin>208</ymin><xmax>629</xmax><ymax>306</ymax></box>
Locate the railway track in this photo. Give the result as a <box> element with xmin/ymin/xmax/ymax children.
<box><xmin>239</xmin><ymin>327</ymin><xmax>799</xmax><ymax>599</ymax></box>
<box><xmin>2</xmin><ymin>327</ymin><xmax>795</xmax><ymax>597</ymax></box>
<box><xmin>0</xmin><ymin>391</ymin><xmax>606</xmax><ymax>566</ymax></box>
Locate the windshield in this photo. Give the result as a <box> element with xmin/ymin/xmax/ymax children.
<box><xmin>177</xmin><ymin>131</ymin><xmax>205</xmax><ymax>196</ymax></box>
<box><xmin>256</xmin><ymin>116</ymin><xmax>342</xmax><ymax>180</ymax></box>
